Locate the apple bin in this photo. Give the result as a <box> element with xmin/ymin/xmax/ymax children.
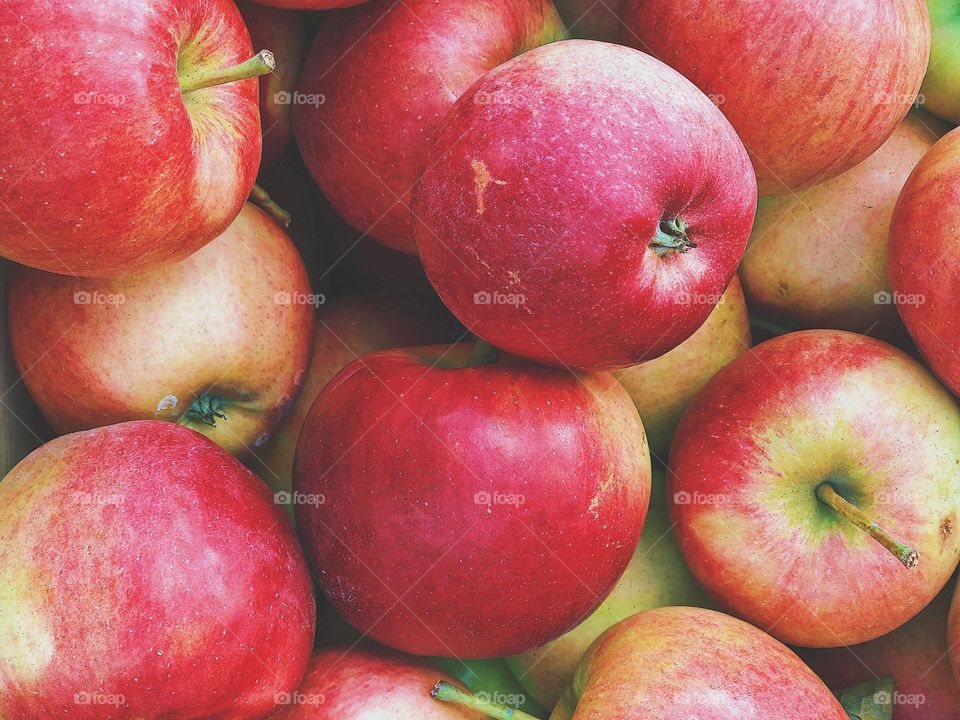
<box><xmin>0</xmin><ymin>0</ymin><xmax>956</xmax><ymax>718</ymax></box>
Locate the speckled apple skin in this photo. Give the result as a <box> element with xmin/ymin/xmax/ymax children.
<box><xmin>0</xmin><ymin>421</ymin><xmax>315</xmax><ymax>720</ymax></box>
<box><xmin>413</xmin><ymin>40</ymin><xmax>756</xmax><ymax>370</ymax></box>
<box><xmin>294</xmin><ymin>343</ymin><xmax>651</xmax><ymax>657</ymax></box>
<box><xmin>669</xmin><ymin>330</ymin><xmax>960</xmax><ymax>647</ymax></box>
<box><xmin>0</xmin><ymin>0</ymin><xmax>262</xmax><ymax>277</ymax></box>
<box><xmin>9</xmin><ymin>203</ymin><xmax>314</xmax><ymax>458</ymax></box>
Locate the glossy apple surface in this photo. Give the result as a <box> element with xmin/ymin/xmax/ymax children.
<box><xmin>0</xmin><ymin>0</ymin><xmax>263</xmax><ymax>277</ymax></box>
<box><xmin>507</xmin><ymin>469</ymin><xmax>710</xmax><ymax>710</ymax></box>
<box><xmin>889</xmin><ymin>126</ymin><xmax>960</xmax><ymax>397</ymax></box>
<box><xmin>555</xmin><ymin>0</ymin><xmax>624</xmax><ymax>41</ymax></box>
<box><xmin>669</xmin><ymin>330</ymin><xmax>960</xmax><ymax>647</ymax></box>
<box><xmin>0</xmin><ymin>420</ymin><xmax>315</xmax><ymax>720</ymax></box>
<box><xmin>920</xmin><ymin>0</ymin><xmax>960</xmax><ymax>123</ymax></box>
<box><xmin>414</xmin><ymin>40</ymin><xmax>756</xmax><ymax>369</ymax></box>
<box><xmin>614</xmin><ymin>275</ymin><xmax>750</xmax><ymax>461</ymax></box>
<box><xmin>294</xmin><ymin>0</ymin><xmax>565</xmax><ymax>253</ymax></box>
<box><xmin>621</xmin><ymin>0</ymin><xmax>930</xmax><ymax>195</ymax></box>
<box><xmin>9</xmin><ymin>203</ymin><xmax>313</xmax><ymax>457</ymax></box>
<box><xmin>550</xmin><ymin>607</ymin><xmax>846</xmax><ymax>719</ymax></box>
<box><xmin>742</xmin><ymin>109</ymin><xmax>948</xmax><ymax>340</ymax></box>
<box><xmin>294</xmin><ymin>343</ymin><xmax>651</xmax><ymax>657</ymax></box>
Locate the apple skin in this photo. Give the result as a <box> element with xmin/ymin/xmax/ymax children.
<box><xmin>414</xmin><ymin>40</ymin><xmax>756</xmax><ymax>370</ymax></box>
<box><xmin>237</xmin><ymin>1</ymin><xmax>305</xmax><ymax>168</ymax></box>
<box><xmin>621</xmin><ymin>0</ymin><xmax>930</xmax><ymax>195</ymax></box>
<box><xmin>554</xmin><ymin>0</ymin><xmax>624</xmax><ymax>41</ymax></box>
<box><xmin>0</xmin><ymin>420</ymin><xmax>315</xmax><ymax>720</ymax></box>
<box><xmin>889</xmin><ymin>126</ymin><xmax>960</xmax><ymax>398</ymax></box>
<box><xmin>0</xmin><ymin>0</ymin><xmax>262</xmax><ymax>277</ymax></box>
<box><xmin>669</xmin><ymin>330</ymin><xmax>960</xmax><ymax>647</ymax></box>
<box><xmin>294</xmin><ymin>343</ymin><xmax>651</xmax><ymax>657</ymax></box>
<box><xmin>613</xmin><ymin>275</ymin><xmax>750</xmax><ymax>462</ymax></box>
<box><xmin>271</xmin><ymin>643</ymin><xmax>481</xmax><ymax>719</ymax></box>
<box><xmin>549</xmin><ymin>607</ymin><xmax>846</xmax><ymax>719</ymax></box>
<box><xmin>920</xmin><ymin>0</ymin><xmax>960</xmax><ymax>123</ymax></box>
<box><xmin>801</xmin><ymin>589</ymin><xmax>960</xmax><ymax>720</ymax></box>
<box><xmin>507</xmin><ymin>469</ymin><xmax>710</xmax><ymax>710</ymax></box>
<box><xmin>293</xmin><ymin>0</ymin><xmax>566</xmax><ymax>254</ymax></box>
<box><xmin>9</xmin><ymin>203</ymin><xmax>313</xmax><ymax>458</ymax></box>
<box><xmin>742</xmin><ymin>109</ymin><xmax>949</xmax><ymax>341</ymax></box>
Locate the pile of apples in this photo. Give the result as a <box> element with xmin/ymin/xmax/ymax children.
<box><xmin>3</xmin><ymin>0</ymin><xmax>960</xmax><ymax>718</ymax></box>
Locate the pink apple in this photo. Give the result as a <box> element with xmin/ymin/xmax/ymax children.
<box><xmin>0</xmin><ymin>420</ymin><xmax>315</xmax><ymax>719</ymax></box>
<box><xmin>9</xmin><ymin>203</ymin><xmax>314</xmax><ymax>457</ymax></box>
<box><xmin>294</xmin><ymin>342</ymin><xmax>650</xmax><ymax>657</ymax></box>
<box><xmin>413</xmin><ymin>40</ymin><xmax>756</xmax><ymax>369</ymax></box>
<box><xmin>293</xmin><ymin>0</ymin><xmax>566</xmax><ymax>253</ymax></box>
<box><xmin>0</xmin><ymin>0</ymin><xmax>271</xmax><ymax>277</ymax></box>
<box><xmin>621</xmin><ymin>0</ymin><xmax>930</xmax><ymax>195</ymax></box>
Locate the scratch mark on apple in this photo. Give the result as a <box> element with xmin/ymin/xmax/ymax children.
<box><xmin>156</xmin><ymin>395</ymin><xmax>178</xmax><ymax>415</ymax></box>
<box><xmin>471</xmin><ymin>159</ymin><xmax>506</xmax><ymax>215</ymax></box>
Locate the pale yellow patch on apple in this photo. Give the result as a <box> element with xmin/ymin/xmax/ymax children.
<box><xmin>0</xmin><ymin>565</ymin><xmax>54</xmax><ymax>685</ymax></box>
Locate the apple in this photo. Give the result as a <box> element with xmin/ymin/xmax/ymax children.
<box><xmin>0</xmin><ymin>420</ymin><xmax>315</xmax><ymax>719</ymax></box>
<box><xmin>888</xmin><ymin>126</ymin><xmax>960</xmax><ymax>397</ymax></box>
<box><xmin>293</xmin><ymin>0</ymin><xmax>566</xmax><ymax>254</ymax></box>
<box><xmin>669</xmin><ymin>329</ymin><xmax>960</xmax><ymax>647</ymax></box>
<box><xmin>506</xmin><ymin>469</ymin><xmax>710</xmax><ymax>710</ymax></box>
<box><xmin>271</xmin><ymin>643</ymin><xmax>480</xmax><ymax>718</ymax></box>
<box><xmin>294</xmin><ymin>341</ymin><xmax>651</xmax><ymax>657</ymax></box>
<box><xmin>554</xmin><ymin>0</ymin><xmax>624</xmax><ymax>41</ymax></box>
<box><xmin>802</xmin><ymin>589</ymin><xmax>960</xmax><ymax>719</ymax></box>
<box><xmin>432</xmin><ymin>657</ymin><xmax>546</xmax><ymax>717</ymax></box>
<box><xmin>621</xmin><ymin>0</ymin><xmax>930</xmax><ymax>195</ymax></box>
<box><xmin>237</xmin><ymin>1</ymin><xmax>306</xmax><ymax>168</ymax></box>
<box><xmin>251</xmin><ymin>292</ymin><xmax>460</xmax><ymax>507</ymax></box>
<box><xmin>742</xmin><ymin>109</ymin><xmax>949</xmax><ymax>342</ymax></box>
<box><xmin>9</xmin><ymin>202</ymin><xmax>314</xmax><ymax>458</ymax></box>
<box><xmin>920</xmin><ymin>0</ymin><xmax>960</xmax><ymax>123</ymax></box>
<box><xmin>413</xmin><ymin>40</ymin><xmax>756</xmax><ymax>370</ymax></box>
<box><xmin>0</xmin><ymin>0</ymin><xmax>273</xmax><ymax>277</ymax></box>
<box><xmin>613</xmin><ymin>275</ymin><xmax>750</xmax><ymax>461</ymax></box>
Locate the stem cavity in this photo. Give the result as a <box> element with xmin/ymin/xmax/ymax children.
<box><xmin>650</xmin><ymin>216</ymin><xmax>697</xmax><ymax>257</ymax></box>
<box><xmin>180</xmin><ymin>50</ymin><xmax>275</xmax><ymax>94</ymax></box>
<box><xmin>250</xmin><ymin>184</ymin><xmax>292</xmax><ymax>228</ymax></box>
<box><xmin>186</xmin><ymin>395</ymin><xmax>227</xmax><ymax>428</ymax></box>
<box><xmin>431</xmin><ymin>681</ymin><xmax>543</xmax><ymax>720</ymax></box>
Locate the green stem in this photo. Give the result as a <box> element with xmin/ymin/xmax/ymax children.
<box><xmin>183</xmin><ymin>394</ymin><xmax>227</xmax><ymax>428</ymax></box>
<box><xmin>466</xmin><ymin>338</ymin><xmax>501</xmax><ymax>368</ymax></box>
<box><xmin>249</xmin><ymin>184</ymin><xmax>292</xmax><ymax>228</ymax></box>
<box><xmin>749</xmin><ymin>314</ymin><xmax>795</xmax><ymax>338</ymax></box>
<box><xmin>650</xmin><ymin>216</ymin><xmax>696</xmax><ymax>256</ymax></box>
<box><xmin>431</xmin><ymin>681</ymin><xmax>543</xmax><ymax>720</ymax></box>
<box><xmin>816</xmin><ymin>483</ymin><xmax>919</xmax><ymax>569</ymax></box>
<box><xmin>180</xmin><ymin>50</ymin><xmax>275</xmax><ymax>94</ymax></box>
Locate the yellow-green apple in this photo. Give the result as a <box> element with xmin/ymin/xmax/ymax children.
<box><xmin>669</xmin><ymin>330</ymin><xmax>960</xmax><ymax>647</ymax></box>
<box><xmin>0</xmin><ymin>420</ymin><xmax>315</xmax><ymax>720</ymax></box>
<box><xmin>413</xmin><ymin>40</ymin><xmax>756</xmax><ymax>370</ymax></box>
<box><xmin>0</xmin><ymin>0</ymin><xmax>272</xmax><ymax>277</ymax></box>
<box><xmin>293</xmin><ymin>0</ymin><xmax>566</xmax><ymax>253</ymax></box>
<box><xmin>9</xmin><ymin>203</ymin><xmax>313</xmax><ymax>457</ymax></box>
<box><xmin>621</xmin><ymin>0</ymin><xmax>930</xmax><ymax>195</ymax></box>
<box><xmin>920</xmin><ymin>0</ymin><xmax>960</xmax><ymax>123</ymax></box>
<box><xmin>889</xmin><ymin>127</ymin><xmax>960</xmax><ymax>397</ymax></box>
<box><xmin>271</xmin><ymin>643</ymin><xmax>481</xmax><ymax>719</ymax></box>
<box><xmin>237</xmin><ymin>1</ymin><xmax>305</xmax><ymax>168</ymax></box>
<box><xmin>506</xmin><ymin>469</ymin><xmax>710</xmax><ymax>710</ymax></box>
<box><xmin>554</xmin><ymin>0</ymin><xmax>624</xmax><ymax>40</ymax></box>
<box><xmin>250</xmin><ymin>292</ymin><xmax>460</xmax><ymax>506</ymax></box>
<box><xmin>294</xmin><ymin>341</ymin><xmax>651</xmax><ymax>657</ymax></box>
<box><xmin>549</xmin><ymin>607</ymin><xmax>846</xmax><ymax>718</ymax></box>
<box><xmin>802</xmin><ymin>589</ymin><xmax>960</xmax><ymax>719</ymax></box>
<box><xmin>741</xmin><ymin>109</ymin><xmax>949</xmax><ymax>341</ymax></box>
<box><xmin>613</xmin><ymin>276</ymin><xmax>750</xmax><ymax>462</ymax></box>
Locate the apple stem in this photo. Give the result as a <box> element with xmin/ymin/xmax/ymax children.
<box><xmin>466</xmin><ymin>338</ymin><xmax>501</xmax><ymax>367</ymax></box>
<box><xmin>816</xmin><ymin>483</ymin><xmax>919</xmax><ymax>569</ymax></box>
<box><xmin>249</xmin><ymin>184</ymin><xmax>292</xmax><ymax>228</ymax></box>
<box><xmin>180</xmin><ymin>49</ymin><xmax>276</xmax><ymax>94</ymax></box>
<box><xmin>184</xmin><ymin>394</ymin><xmax>227</xmax><ymax>428</ymax></box>
<box><xmin>431</xmin><ymin>681</ymin><xmax>543</xmax><ymax>720</ymax></box>
<box><xmin>650</xmin><ymin>216</ymin><xmax>697</xmax><ymax>256</ymax></box>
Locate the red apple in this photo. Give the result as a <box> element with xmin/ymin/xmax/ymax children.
<box><xmin>0</xmin><ymin>0</ymin><xmax>271</xmax><ymax>277</ymax></box>
<box><xmin>888</xmin><ymin>126</ymin><xmax>960</xmax><ymax>397</ymax></box>
<box><xmin>414</xmin><ymin>40</ymin><xmax>756</xmax><ymax>370</ymax></box>
<box><xmin>9</xmin><ymin>203</ymin><xmax>314</xmax><ymax>458</ymax></box>
<box><xmin>621</xmin><ymin>0</ymin><xmax>930</xmax><ymax>195</ymax></box>
<box><xmin>293</xmin><ymin>0</ymin><xmax>566</xmax><ymax>253</ymax></box>
<box><xmin>237</xmin><ymin>1</ymin><xmax>306</xmax><ymax>168</ymax></box>
<box><xmin>0</xmin><ymin>420</ymin><xmax>315</xmax><ymax>720</ymax></box>
<box><xmin>669</xmin><ymin>330</ymin><xmax>960</xmax><ymax>647</ymax></box>
<box><xmin>554</xmin><ymin>0</ymin><xmax>624</xmax><ymax>41</ymax></box>
<box><xmin>272</xmin><ymin>643</ymin><xmax>480</xmax><ymax>718</ymax></box>
<box><xmin>802</xmin><ymin>589</ymin><xmax>960</xmax><ymax>719</ymax></box>
<box><xmin>294</xmin><ymin>341</ymin><xmax>651</xmax><ymax>657</ymax></box>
